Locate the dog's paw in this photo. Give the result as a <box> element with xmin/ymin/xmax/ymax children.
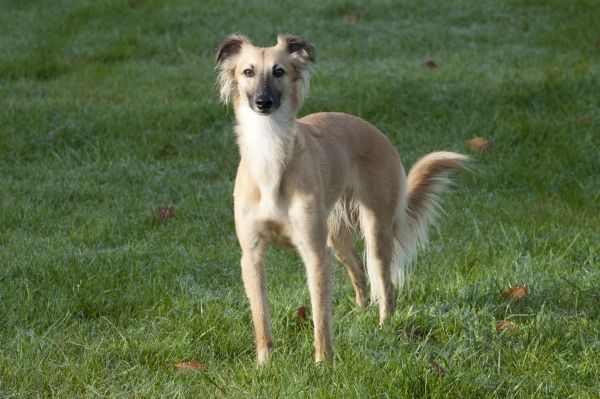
<box><xmin>257</xmin><ymin>346</ymin><xmax>272</xmax><ymax>366</ymax></box>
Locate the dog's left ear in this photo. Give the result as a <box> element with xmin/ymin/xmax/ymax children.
<box><xmin>278</xmin><ymin>34</ymin><xmax>315</xmax><ymax>63</ymax></box>
<box><xmin>277</xmin><ymin>35</ymin><xmax>315</xmax><ymax>102</ymax></box>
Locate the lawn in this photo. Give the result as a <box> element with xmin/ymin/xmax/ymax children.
<box><xmin>1</xmin><ymin>0</ymin><xmax>599</xmax><ymax>397</ymax></box>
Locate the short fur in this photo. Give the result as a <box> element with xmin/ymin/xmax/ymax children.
<box><xmin>215</xmin><ymin>34</ymin><xmax>468</xmax><ymax>364</ymax></box>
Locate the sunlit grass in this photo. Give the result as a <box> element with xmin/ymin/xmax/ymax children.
<box><xmin>0</xmin><ymin>0</ymin><xmax>598</xmax><ymax>397</ymax></box>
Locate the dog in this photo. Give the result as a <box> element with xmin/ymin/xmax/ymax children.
<box><xmin>215</xmin><ymin>34</ymin><xmax>468</xmax><ymax>364</ymax></box>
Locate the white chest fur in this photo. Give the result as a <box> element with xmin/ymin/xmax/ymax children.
<box><xmin>236</xmin><ymin>107</ymin><xmax>296</xmax><ymax>214</ymax></box>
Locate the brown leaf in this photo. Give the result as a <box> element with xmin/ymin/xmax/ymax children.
<box><xmin>155</xmin><ymin>206</ymin><xmax>175</xmax><ymax>222</ymax></box>
<box><xmin>577</xmin><ymin>114</ymin><xmax>592</xmax><ymax>126</ymax></box>
<box><xmin>175</xmin><ymin>359</ymin><xmax>206</xmax><ymax>372</ymax></box>
<box><xmin>496</xmin><ymin>320</ymin><xmax>518</xmax><ymax>330</ymax></box>
<box><xmin>405</xmin><ymin>327</ymin><xmax>430</xmax><ymax>341</ymax></box>
<box><xmin>535</xmin><ymin>202</ymin><xmax>550</xmax><ymax>211</ymax></box>
<box><xmin>428</xmin><ymin>362</ymin><xmax>446</xmax><ymax>377</ymax></box>
<box><xmin>595</xmin><ymin>39</ymin><xmax>600</xmax><ymax>49</ymax></box>
<box><xmin>504</xmin><ymin>284</ymin><xmax>528</xmax><ymax>300</ymax></box>
<box><xmin>343</xmin><ymin>12</ymin><xmax>359</xmax><ymax>23</ymax></box>
<box><xmin>297</xmin><ymin>305</ymin><xmax>307</xmax><ymax>326</ymax></box>
<box><xmin>423</xmin><ymin>59</ymin><xmax>438</xmax><ymax>69</ymax></box>
<box><xmin>466</xmin><ymin>137</ymin><xmax>492</xmax><ymax>152</ymax></box>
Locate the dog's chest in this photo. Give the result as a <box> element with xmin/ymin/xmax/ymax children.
<box><xmin>236</xmin><ymin>109</ymin><xmax>300</xmax><ymax>248</ymax></box>
<box><xmin>237</xmin><ymin>110</ymin><xmax>293</xmax><ymax>197</ymax></box>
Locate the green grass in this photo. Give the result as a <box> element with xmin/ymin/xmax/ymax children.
<box><xmin>1</xmin><ymin>0</ymin><xmax>599</xmax><ymax>397</ymax></box>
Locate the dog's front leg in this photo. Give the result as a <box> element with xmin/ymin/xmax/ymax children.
<box><xmin>290</xmin><ymin>198</ymin><xmax>333</xmax><ymax>362</ymax></box>
<box><xmin>304</xmin><ymin>250</ymin><xmax>333</xmax><ymax>363</ymax></box>
<box><xmin>240</xmin><ymin>241</ymin><xmax>272</xmax><ymax>365</ymax></box>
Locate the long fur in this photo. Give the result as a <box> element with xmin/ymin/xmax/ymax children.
<box><xmin>389</xmin><ymin>152</ymin><xmax>469</xmax><ymax>295</ymax></box>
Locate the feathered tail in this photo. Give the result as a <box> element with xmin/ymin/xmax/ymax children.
<box><xmin>390</xmin><ymin>151</ymin><xmax>469</xmax><ymax>292</ymax></box>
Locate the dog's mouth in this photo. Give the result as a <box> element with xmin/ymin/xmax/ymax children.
<box><xmin>250</xmin><ymin>103</ymin><xmax>280</xmax><ymax>116</ymax></box>
<box><xmin>254</xmin><ymin>107</ymin><xmax>274</xmax><ymax>115</ymax></box>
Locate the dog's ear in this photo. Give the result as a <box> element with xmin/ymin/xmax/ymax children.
<box><xmin>215</xmin><ymin>35</ymin><xmax>250</xmax><ymax>105</ymax></box>
<box><xmin>278</xmin><ymin>34</ymin><xmax>315</xmax><ymax>63</ymax></box>
<box><xmin>277</xmin><ymin>34</ymin><xmax>315</xmax><ymax>104</ymax></box>
<box><xmin>215</xmin><ymin>34</ymin><xmax>250</xmax><ymax>65</ymax></box>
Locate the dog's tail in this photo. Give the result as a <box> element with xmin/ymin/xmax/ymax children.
<box><xmin>390</xmin><ymin>151</ymin><xmax>469</xmax><ymax>291</ymax></box>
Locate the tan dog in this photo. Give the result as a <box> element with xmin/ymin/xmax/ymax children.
<box><xmin>215</xmin><ymin>34</ymin><xmax>468</xmax><ymax>364</ymax></box>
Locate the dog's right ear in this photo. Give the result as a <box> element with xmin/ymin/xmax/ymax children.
<box><xmin>216</xmin><ymin>35</ymin><xmax>250</xmax><ymax>105</ymax></box>
<box><xmin>215</xmin><ymin>34</ymin><xmax>249</xmax><ymax>65</ymax></box>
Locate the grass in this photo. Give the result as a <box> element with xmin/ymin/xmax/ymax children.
<box><xmin>0</xmin><ymin>0</ymin><xmax>599</xmax><ymax>397</ymax></box>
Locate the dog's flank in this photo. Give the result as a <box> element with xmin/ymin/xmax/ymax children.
<box><xmin>215</xmin><ymin>34</ymin><xmax>469</xmax><ymax>364</ymax></box>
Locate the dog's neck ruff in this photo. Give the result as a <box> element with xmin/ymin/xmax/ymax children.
<box><xmin>236</xmin><ymin>106</ymin><xmax>297</xmax><ymax>202</ymax></box>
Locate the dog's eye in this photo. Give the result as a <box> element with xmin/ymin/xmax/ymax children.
<box><xmin>242</xmin><ymin>69</ymin><xmax>255</xmax><ymax>78</ymax></box>
<box><xmin>273</xmin><ymin>68</ymin><xmax>285</xmax><ymax>78</ymax></box>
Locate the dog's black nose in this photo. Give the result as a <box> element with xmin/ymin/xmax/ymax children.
<box><xmin>255</xmin><ymin>95</ymin><xmax>273</xmax><ymax>111</ymax></box>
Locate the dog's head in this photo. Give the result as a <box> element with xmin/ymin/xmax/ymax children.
<box><xmin>215</xmin><ymin>34</ymin><xmax>315</xmax><ymax>115</ymax></box>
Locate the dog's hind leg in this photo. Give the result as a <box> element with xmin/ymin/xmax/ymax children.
<box><xmin>359</xmin><ymin>205</ymin><xmax>396</xmax><ymax>325</ymax></box>
<box><xmin>328</xmin><ymin>227</ymin><xmax>369</xmax><ymax>309</ymax></box>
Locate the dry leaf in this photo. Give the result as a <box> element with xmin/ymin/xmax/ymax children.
<box><xmin>577</xmin><ymin>114</ymin><xmax>592</xmax><ymax>126</ymax></box>
<box><xmin>175</xmin><ymin>359</ymin><xmax>206</xmax><ymax>372</ymax></box>
<box><xmin>466</xmin><ymin>137</ymin><xmax>492</xmax><ymax>152</ymax></box>
<box><xmin>155</xmin><ymin>206</ymin><xmax>175</xmax><ymax>222</ymax></box>
<box><xmin>297</xmin><ymin>305</ymin><xmax>307</xmax><ymax>326</ymax></box>
<box><xmin>496</xmin><ymin>320</ymin><xmax>518</xmax><ymax>330</ymax></box>
<box><xmin>428</xmin><ymin>362</ymin><xmax>446</xmax><ymax>377</ymax></box>
<box><xmin>504</xmin><ymin>284</ymin><xmax>528</xmax><ymax>300</ymax></box>
<box><xmin>535</xmin><ymin>203</ymin><xmax>550</xmax><ymax>210</ymax></box>
<box><xmin>423</xmin><ymin>60</ymin><xmax>438</xmax><ymax>69</ymax></box>
<box><xmin>343</xmin><ymin>12</ymin><xmax>359</xmax><ymax>22</ymax></box>
<box><xmin>595</xmin><ymin>39</ymin><xmax>600</xmax><ymax>49</ymax></box>
<box><xmin>405</xmin><ymin>327</ymin><xmax>429</xmax><ymax>341</ymax></box>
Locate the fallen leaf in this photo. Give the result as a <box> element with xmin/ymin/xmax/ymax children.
<box><xmin>595</xmin><ymin>39</ymin><xmax>600</xmax><ymax>49</ymax></box>
<box><xmin>428</xmin><ymin>362</ymin><xmax>446</xmax><ymax>377</ymax></box>
<box><xmin>154</xmin><ymin>206</ymin><xmax>175</xmax><ymax>222</ymax></box>
<box><xmin>343</xmin><ymin>12</ymin><xmax>359</xmax><ymax>23</ymax></box>
<box><xmin>466</xmin><ymin>137</ymin><xmax>492</xmax><ymax>152</ymax></box>
<box><xmin>423</xmin><ymin>59</ymin><xmax>438</xmax><ymax>69</ymax></box>
<box><xmin>297</xmin><ymin>305</ymin><xmax>307</xmax><ymax>326</ymax></box>
<box><xmin>504</xmin><ymin>284</ymin><xmax>528</xmax><ymax>300</ymax></box>
<box><xmin>577</xmin><ymin>114</ymin><xmax>592</xmax><ymax>126</ymax></box>
<box><xmin>535</xmin><ymin>202</ymin><xmax>550</xmax><ymax>210</ymax></box>
<box><xmin>496</xmin><ymin>320</ymin><xmax>518</xmax><ymax>330</ymax></box>
<box><xmin>175</xmin><ymin>359</ymin><xmax>206</xmax><ymax>372</ymax></box>
<box><xmin>405</xmin><ymin>327</ymin><xmax>430</xmax><ymax>341</ymax></box>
